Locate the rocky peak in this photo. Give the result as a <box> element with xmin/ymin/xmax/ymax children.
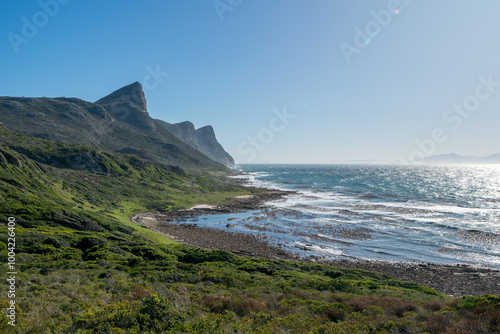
<box><xmin>175</xmin><ymin>121</ymin><xmax>195</xmax><ymax>133</ymax></box>
<box><xmin>95</xmin><ymin>82</ymin><xmax>147</xmax><ymax>113</ymax></box>
<box><xmin>154</xmin><ymin>120</ymin><xmax>234</xmax><ymax>167</ymax></box>
<box><xmin>195</xmin><ymin>125</ymin><xmax>234</xmax><ymax>167</ymax></box>
<box><xmin>95</xmin><ymin>82</ymin><xmax>154</xmax><ymax>131</ymax></box>
<box><xmin>195</xmin><ymin>125</ymin><xmax>217</xmax><ymax>143</ymax></box>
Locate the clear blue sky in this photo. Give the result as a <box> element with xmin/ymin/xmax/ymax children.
<box><xmin>1</xmin><ymin>0</ymin><xmax>500</xmax><ymax>163</ymax></box>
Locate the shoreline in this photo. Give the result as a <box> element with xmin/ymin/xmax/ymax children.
<box><xmin>132</xmin><ymin>190</ymin><xmax>500</xmax><ymax>297</ymax></box>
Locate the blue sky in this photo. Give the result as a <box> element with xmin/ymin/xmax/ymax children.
<box><xmin>1</xmin><ymin>0</ymin><xmax>500</xmax><ymax>163</ymax></box>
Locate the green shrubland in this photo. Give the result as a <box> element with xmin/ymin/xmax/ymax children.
<box><xmin>1</xmin><ymin>127</ymin><xmax>499</xmax><ymax>333</ymax></box>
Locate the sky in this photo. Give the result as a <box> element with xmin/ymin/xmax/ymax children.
<box><xmin>1</xmin><ymin>0</ymin><xmax>500</xmax><ymax>164</ymax></box>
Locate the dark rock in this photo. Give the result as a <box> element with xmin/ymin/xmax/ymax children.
<box><xmin>155</xmin><ymin>120</ymin><xmax>234</xmax><ymax>167</ymax></box>
<box><xmin>95</xmin><ymin>82</ymin><xmax>154</xmax><ymax>131</ymax></box>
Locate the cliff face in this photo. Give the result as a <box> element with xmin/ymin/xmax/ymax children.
<box><xmin>95</xmin><ymin>82</ymin><xmax>155</xmax><ymax>132</ymax></box>
<box><xmin>195</xmin><ymin>125</ymin><xmax>234</xmax><ymax>168</ymax></box>
<box><xmin>155</xmin><ymin>120</ymin><xmax>234</xmax><ymax>167</ymax></box>
<box><xmin>0</xmin><ymin>82</ymin><xmax>233</xmax><ymax>170</ymax></box>
<box><xmin>158</xmin><ymin>121</ymin><xmax>198</xmax><ymax>148</ymax></box>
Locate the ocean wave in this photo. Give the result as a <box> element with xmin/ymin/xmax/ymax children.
<box><xmin>234</xmin><ymin>164</ymin><xmax>500</xmax><ymax>268</ymax></box>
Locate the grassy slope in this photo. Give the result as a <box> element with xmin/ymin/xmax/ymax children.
<box><xmin>0</xmin><ymin>127</ymin><xmax>499</xmax><ymax>333</ymax></box>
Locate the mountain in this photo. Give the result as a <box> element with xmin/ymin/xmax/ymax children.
<box><xmin>155</xmin><ymin>120</ymin><xmax>234</xmax><ymax>167</ymax></box>
<box><xmin>422</xmin><ymin>154</ymin><xmax>481</xmax><ymax>164</ymax></box>
<box><xmin>421</xmin><ymin>153</ymin><xmax>500</xmax><ymax>164</ymax></box>
<box><xmin>0</xmin><ymin>82</ymin><xmax>234</xmax><ymax>170</ymax></box>
<box><xmin>483</xmin><ymin>153</ymin><xmax>500</xmax><ymax>163</ymax></box>
<box><xmin>95</xmin><ymin>82</ymin><xmax>155</xmax><ymax>132</ymax></box>
<box><xmin>195</xmin><ymin>125</ymin><xmax>234</xmax><ymax>167</ymax></box>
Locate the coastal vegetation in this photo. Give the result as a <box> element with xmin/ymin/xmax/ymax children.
<box><xmin>1</xmin><ymin>127</ymin><xmax>500</xmax><ymax>333</ymax></box>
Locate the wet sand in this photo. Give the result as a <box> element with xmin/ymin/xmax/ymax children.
<box><xmin>131</xmin><ymin>191</ymin><xmax>500</xmax><ymax>297</ymax></box>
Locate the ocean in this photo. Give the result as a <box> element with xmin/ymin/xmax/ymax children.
<box><xmin>191</xmin><ymin>164</ymin><xmax>500</xmax><ymax>269</ymax></box>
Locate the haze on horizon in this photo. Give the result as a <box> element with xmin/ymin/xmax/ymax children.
<box><xmin>1</xmin><ymin>0</ymin><xmax>500</xmax><ymax>164</ymax></box>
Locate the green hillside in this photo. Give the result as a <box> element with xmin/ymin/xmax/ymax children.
<box><xmin>0</xmin><ymin>127</ymin><xmax>499</xmax><ymax>333</ymax></box>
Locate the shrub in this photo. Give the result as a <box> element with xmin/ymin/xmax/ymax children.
<box><xmin>423</xmin><ymin>300</ymin><xmax>445</xmax><ymax>312</ymax></box>
<box><xmin>23</xmin><ymin>243</ymin><xmax>60</xmax><ymax>255</ymax></box>
<box><xmin>129</xmin><ymin>245</ymin><xmax>175</xmax><ymax>261</ymax></box>
<box><xmin>178</xmin><ymin>248</ymin><xmax>234</xmax><ymax>264</ymax></box>
<box><xmin>329</xmin><ymin>278</ymin><xmax>354</xmax><ymax>292</ymax></box>
<box><xmin>320</xmin><ymin>307</ymin><xmax>346</xmax><ymax>322</ymax></box>
<box><xmin>456</xmin><ymin>295</ymin><xmax>482</xmax><ymax>310</ymax></box>
<box><xmin>346</xmin><ymin>299</ymin><xmax>368</xmax><ymax>313</ymax></box>
<box><xmin>360</xmin><ymin>280</ymin><xmax>379</xmax><ymax>290</ymax></box>
<box><xmin>238</xmin><ymin>261</ymin><xmax>277</xmax><ymax>275</ymax></box>
<box><xmin>43</xmin><ymin>209</ymin><xmax>102</xmax><ymax>231</ymax></box>
<box><xmin>393</xmin><ymin>300</ymin><xmax>418</xmax><ymax>317</ymax></box>
<box><xmin>197</xmin><ymin>295</ymin><xmax>263</xmax><ymax>317</ymax></box>
<box><xmin>424</xmin><ymin>313</ymin><xmax>452</xmax><ymax>333</ymax></box>
<box><xmin>324</xmin><ymin>270</ymin><xmax>342</xmax><ymax>279</ymax></box>
<box><xmin>73</xmin><ymin>299</ymin><xmax>138</xmax><ymax>331</ymax></box>
<box><xmin>388</xmin><ymin>279</ymin><xmax>440</xmax><ymax>295</ymax></box>
<box><xmin>137</xmin><ymin>294</ymin><xmax>186</xmax><ymax>330</ymax></box>
<box><xmin>74</xmin><ymin>236</ymin><xmax>107</xmax><ymax>252</ymax></box>
<box><xmin>312</xmin><ymin>302</ymin><xmax>347</xmax><ymax>323</ymax></box>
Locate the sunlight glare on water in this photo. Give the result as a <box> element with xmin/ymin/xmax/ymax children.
<box><xmin>223</xmin><ymin>164</ymin><xmax>500</xmax><ymax>268</ymax></box>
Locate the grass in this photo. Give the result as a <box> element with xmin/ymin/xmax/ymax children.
<box><xmin>111</xmin><ymin>205</ymin><xmax>178</xmax><ymax>246</ymax></box>
<box><xmin>1</xmin><ymin>127</ymin><xmax>500</xmax><ymax>333</ymax></box>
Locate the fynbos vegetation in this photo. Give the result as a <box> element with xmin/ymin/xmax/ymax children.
<box><xmin>1</xmin><ymin>127</ymin><xmax>499</xmax><ymax>333</ymax></box>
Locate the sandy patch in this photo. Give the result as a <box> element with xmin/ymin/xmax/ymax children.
<box><xmin>189</xmin><ymin>204</ymin><xmax>217</xmax><ymax>210</ymax></box>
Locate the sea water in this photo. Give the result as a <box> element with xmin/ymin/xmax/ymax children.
<box><xmin>188</xmin><ymin>164</ymin><xmax>500</xmax><ymax>269</ymax></box>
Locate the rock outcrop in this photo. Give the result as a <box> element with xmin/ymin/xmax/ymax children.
<box><xmin>156</xmin><ymin>120</ymin><xmax>234</xmax><ymax>167</ymax></box>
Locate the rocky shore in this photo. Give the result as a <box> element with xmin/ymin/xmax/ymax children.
<box><xmin>132</xmin><ymin>191</ymin><xmax>500</xmax><ymax>297</ymax></box>
<box><xmin>325</xmin><ymin>259</ymin><xmax>500</xmax><ymax>297</ymax></box>
<box><xmin>131</xmin><ymin>191</ymin><xmax>299</xmax><ymax>260</ymax></box>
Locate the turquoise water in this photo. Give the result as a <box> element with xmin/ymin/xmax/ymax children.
<box><xmin>196</xmin><ymin>164</ymin><xmax>500</xmax><ymax>268</ymax></box>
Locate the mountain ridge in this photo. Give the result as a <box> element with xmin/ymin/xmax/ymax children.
<box><xmin>0</xmin><ymin>82</ymin><xmax>235</xmax><ymax>169</ymax></box>
<box><xmin>422</xmin><ymin>153</ymin><xmax>500</xmax><ymax>164</ymax></box>
<box><xmin>155</xmin><ymin>120</ymin><xmax>234</xmax><ymax>167</ymax></box>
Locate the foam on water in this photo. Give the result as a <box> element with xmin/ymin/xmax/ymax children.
<box><xmin>295</xmin><ymin>241</ymin><xmax>343</xmax><ymax>256</ymax></box>
<box><xmin>228</xmin><ymin>164</ymin><xmax>500</xmax><ymax>268</ymax></box>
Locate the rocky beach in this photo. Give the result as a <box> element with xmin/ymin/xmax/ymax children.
<box><xmin>132</xmin><ymin>190</ymin><xmax>500</xmax><ymax>297</ymax></box>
